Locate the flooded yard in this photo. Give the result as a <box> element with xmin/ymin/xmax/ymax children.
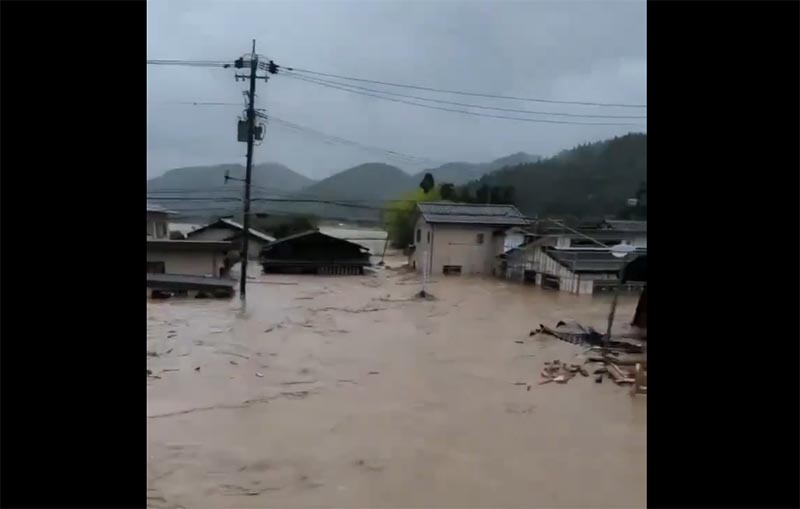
<box><xmin>147</xmin><ymin>260</ymin><xmax>646</xmax><ymax>508</ymax></box>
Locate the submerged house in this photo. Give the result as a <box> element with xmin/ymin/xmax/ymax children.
<box><xmin>259</xmin><ymin>229</ymin><xmax>372</xmax><ymax>274</ymax></box>
<box><xmin>409</xmin><ymin>202</ymin><xmax>529</xmax><ymax>276</ymax></box>
<box><xmin>187</xmin><ymin>217</ymin><xmax>275</xmax><ymax>260</ymax></box>
<box><xmin>535</xmin><ymin>247</ymin><xmax>646</xmax><ymax>294</ymax></box>
<box><xmin>500</xmin><ymin>219</ymin><xmax>647</xmax><ymax>294</ymax></box>
<box><xmin>146</xmin><ymin>239</ymin><xmax>235</xmax><ymax>278</ymax></box>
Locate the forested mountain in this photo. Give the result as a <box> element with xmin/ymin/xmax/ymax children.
<box><xmin>461</xmin><ymin>133</ymin><xmax>646</xmax><ymax>218</ymax></box>
<box><xmin>411</xmin><ymin>152</ymin><xmax>541</xmax><ymax>186</ymax></box>
<box><xmin>144</xmin><ymin>140</ymin><xmax>638</xmax><ymax>224</ymax></box>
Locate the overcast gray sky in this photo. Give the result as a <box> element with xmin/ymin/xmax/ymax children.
<box><xmin>147</xmin><ymin>0</ymin><xmax>646</xmax><ymax>180</ymax></box>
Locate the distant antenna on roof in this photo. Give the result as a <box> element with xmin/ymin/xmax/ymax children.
<box><xmin>610</xmin><ymin>241</ymin><xmax>635</xmax><ymax>258</ymax></box>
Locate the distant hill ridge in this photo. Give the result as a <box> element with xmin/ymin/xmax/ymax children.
<box><xmin>144</xmin><ymin>139</ymin><xmax>644</xmax><ymax>222</ymax></box>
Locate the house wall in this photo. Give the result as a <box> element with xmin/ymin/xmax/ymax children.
<box><xmin>503</xmin><ymin>249</ymin><xmax>535</xmax><ymax>282</ymax></box>
<box><xmin>503</xmin><ymin>232</ymin><xmax>525</xmax><ymax>252</ymax></box>
<box><xmin>413</xmin><ymin>221</ymin><xmax>506</xmax><ymax>275</ymax></box>
<box><xmin>630</xmin><ymin>235</ymin><xmax>647</xmax><ymax>248</ymax></box>
<box><xmin>556</xmin><ymin>236</ymin><xmax>572</xmax><ymax>248</ymax></box>
<box><xmin>146</xmin><ymin>249</ymin><xmax>222</xmax><ymax>277</ymax></box>
<box><xmin>410</xmin><ymin>216</ymin><xmax>432</xmax><ymax>272</ymax></box>
<box><xmin>146</xmin><ymin>212</ymin><xmax>170</xmax><ymax>239</ymax></box>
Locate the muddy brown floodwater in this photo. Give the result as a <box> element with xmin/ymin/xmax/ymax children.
<box><xmin>147</xmin><ymin>258</ymin><xmax>646</xmax><ymax>509</ymax></box>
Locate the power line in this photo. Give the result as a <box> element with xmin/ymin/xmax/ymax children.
<box><xmin>281</xmin><ymin>71</ymin><xmax>646</xmax><ymax>120</ymax></box>
<box><xmin>280</xmin><ymin>65</ymin><xmax>646</xmax><ymax>109</ymax></box>
<box><xmin>279</xmin><ymin>73</ymin><xmax>643</xmax><ymax>127</ymax></box>
<box><xmin>266</xmin><ymin>115</ymin><xmax>443</xmax><ymax>165</ymax></box>
<box><xmin>147</xmin><ymin>59</ymin><xmax>231</xmax><ymax>68</ymax></box>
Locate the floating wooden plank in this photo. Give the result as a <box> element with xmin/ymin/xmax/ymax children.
<box><xmin>607</xmin><ymin>363</ymin><xmax>635</xmax><ymax>384</ymax></box>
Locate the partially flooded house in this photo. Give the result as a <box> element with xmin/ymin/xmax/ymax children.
<box><xmin>500</xmin><ymin>219</ymin><xmax>647</xmax><ymax>294</ymax></box>
<box><xmin>409</xmin><ymin>202</ymin><xmax>529</xmax><ymax>276</ymax></box>
<box><xmin>259</xmin><ymin>229</ymin><xmax>371</xmax><ymax>274</ymax></box>
<box><xmin>535</xmin><ymin>248</ymin><xmax>645</xmax><ymax>294</ymax></box>
<box><xmin>146</xmin><ymin>239</ymin><xmax>235</xmax><ymax>277</ymax></box>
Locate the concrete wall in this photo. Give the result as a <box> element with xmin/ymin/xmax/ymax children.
<box><xmin>503</xmin><ymin>232</ymin><xmax>525</xmax><ymax>253</ymax></box>
<box><xmin>412</xmin><ymin>218</ymin><xmax>506</xmax><ymax>275</ymax></box>
<box><xmin>146</xmin><ymin>249</ymin><xmax>222</xmax><ymax>277</ymax></box>
<box><xmin>410</xmin><ymin>216</ymin><xmax>432</xmax><ymax>272</ymax></box>
<box><xmin>146</xmin><ymin>212</ymin><xmax>169</xmax><ymax>239</ymax></box>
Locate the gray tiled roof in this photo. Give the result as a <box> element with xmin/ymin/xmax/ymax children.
<box><xmin>186</xmin><ymin>218</ymin><xmax>275</xmax><ymax>243</ymax></box>
<box><xmin>147</xmin><ymin>202</ymin><xmax>177</xmax><ymax>214</ymax></box>
<box><xmin>218</xmin><ymin>218</ymin><xmax>275</xmax><ymax>242</ymax></box>
<box><xmin>264</xmin><ymin>229</ymin><xmax>370</xmax><ymax>252</ymax></box>
<box><xmin>417</xmin><ymin>202</ymin><xmax>529</xmax><ymax>226</ymax></box>
<box><xmin>546</xmin><ymin>248</ymin><xmax>646</xmax><ymax>273</ymax></box>
<box><xmin>603</xmin><ymin>220</ymin><xmax>647</xmax><ymax>233</ymax></box>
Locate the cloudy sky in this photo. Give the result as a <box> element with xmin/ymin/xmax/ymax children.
<box><xmin>147</xmin><ymin>0</ymin><xmax>646</xmax><ymax>180</ymax></box>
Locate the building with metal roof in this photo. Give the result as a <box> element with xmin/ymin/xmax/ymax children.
<box><xmin>410</xmin><ymin>201</ymin><xmax>530</xmax><ymax>277</ymax></box>
<box><xmin>417</xmin><ymin>202</ymin><xmax>529</xmax><ymax>226</ymax></box>
<box><xmin>545</xmin><ymin>248</ymin><xmax>645</xmax><ymax>274</ymax></box>
<box><xmin>601</xmin><ymin>219</ymin><xmax>647</xmax><ymax>233</ymax></box>
<box><xmin>525</xmin><ymin>247</ymin><xmax>647</xmax><ymax>294</ymax></box>
<box><xmin>187</xmin><ymin>218</ymin><xmax>275</xmax><ymax>260</ymax></box>
<box><xmin>259</xmin><ymin>230</ymin><xmax>371</xmax><ymax>275</ymax></box>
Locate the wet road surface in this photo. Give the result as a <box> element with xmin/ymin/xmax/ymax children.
<box><xmin>147</xmin><ymin>261</ymin><xmax>646</xmax><ymax>508</ymax></box>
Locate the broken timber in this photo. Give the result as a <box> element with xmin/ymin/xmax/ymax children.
<box><xmin>532</xmin><ymin>322</ymin><xmax>644</xmax><ymax>354</ymax></box>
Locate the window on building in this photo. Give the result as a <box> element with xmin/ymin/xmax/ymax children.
<box><xmin>476</xmin><ymin>233</ymin><xmax>484</xmax><ymax>244</ymax></box>
<box><xmin>416</xmin><ymin>229</ymin><xmax>421</xmax><ymax>243</ymax></box>
<box><xmin>427</xmin><ymin>231</ymin><xmax>431</xmax><ymax>243</ymax></box>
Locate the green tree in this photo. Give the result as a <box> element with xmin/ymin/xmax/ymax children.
<box><xmin>385</xmin><ymin>187</ymin><xmax>441</xmax><ymax>248</ymax></box>
<box><xmin>419</xmin><ymin>173</ymin><xmax>435</xmax><ymax>194</ymax></box>
<box><xmin>440</xmin><ymin>182</ymin><xmax>456</xmax><ymax>201</ymax></box>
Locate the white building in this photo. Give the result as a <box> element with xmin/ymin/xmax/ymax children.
<box><xmin>187</xmin><ymin>218</ymin><xmax>275</xmax><ymax>260</ymax></box>
<box><xmin>410</xmin><ymin>202</ymin><xmax>529</xmax><ymax>276</ymax></box>
<box><xmin>146</xmin><ymin>239</ymin><xmax>234</xmax><ymax>277</ymax></box>
<box><xmin>146</xmin><ymin>202</ymin><xmax>176</xmax><ymax>239</ymax></box>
